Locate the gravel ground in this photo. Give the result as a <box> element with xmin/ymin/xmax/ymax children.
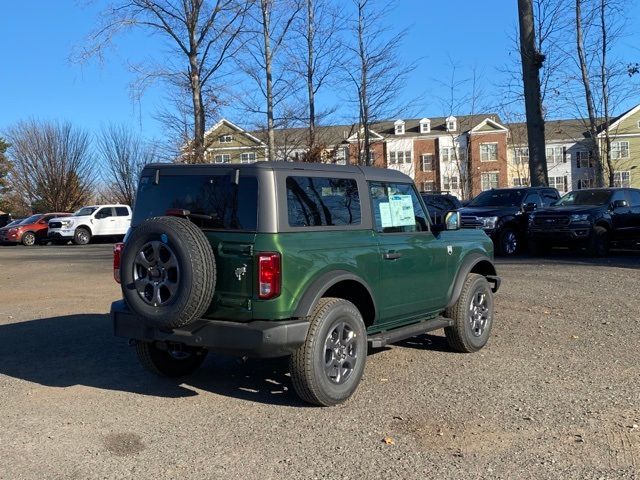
<box><xmin>0</xmin><ymin>244</ymin><xmax>639</xmax><ymax>480</ymax></box>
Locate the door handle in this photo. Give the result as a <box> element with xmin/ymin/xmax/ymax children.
<box><xmin>383</xmin><ymin>251</ymin><xmax>402</xmax><ymax>260</ymax></box>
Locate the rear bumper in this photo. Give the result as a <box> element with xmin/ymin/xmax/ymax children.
<box><xmin>111</xmin><ymin>300</ymin><xmax>309</xmax><ymax>358</ymax></box>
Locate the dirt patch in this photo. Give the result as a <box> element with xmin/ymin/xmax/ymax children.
<box><xmin>103</xmin><ymin>432</ymin><xmax>146</xmax><ymax>457</ymax></box>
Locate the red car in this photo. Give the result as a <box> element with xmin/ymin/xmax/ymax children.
<box><xmin>0</xmin><ymin>212</ymin><xmax>71</xmax><ymax>246</ymax></box>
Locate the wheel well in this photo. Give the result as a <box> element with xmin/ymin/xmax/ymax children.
<box><xmin>594</xmin><ymin>221</ymin><xmax>609</xmax><ymax>231</ymax></box>
<box><xmin>469</xmin><ymin>260</ymin><xmax>497</xmax><ymax>278</ymax></box>
<box><xmin>323</xmin><ymin>280</ymin><xmax>376</xmax><ymax>328</ymax></box>
<box><xmin>76</xmin><ymin>225</ymin><xmax>92</xmax><ymax>236</ymax></box>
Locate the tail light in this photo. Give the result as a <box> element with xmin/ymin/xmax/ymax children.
<box><xmin>113</xmin><ymin>242</ymin><xmax>124</xmax><ymax>283</ymax></box>
<box><xmin>257</xmin><ymin>252</ymin><xmax>281</xmax><ymax>299</ymax></box>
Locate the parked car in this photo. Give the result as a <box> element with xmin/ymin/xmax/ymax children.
<box><xmin>0</xmin><ymin>213</ymin><xmax>14</xmax><ymax>228</ymax></box>
<box><xmin>459</xmin><ymin>187</ymin><xmax>560</xmax><ymax>255</ymax></box>
<box><xmin>420</xmin><ymin>192</ymin><xmax>462</xmax><ymax>226</ymax></box>
<box><xmin>48</xmin><ymin>205</ymin><xmax>132</xmax><ymax>245</ymax></box>
<box><xmin>0</xmin><ymin>212</ymin><xmax>71</xmax><ymax>246</ymax></box>
<box><xmin>111</xmin><ymin>162</ymin><xmax>500</xmax><ymax>406</ymax></box>
<box><xmin>528</xmin><ymin>187</ymin><xmax>640</xmax><ymax>256</ymax></box>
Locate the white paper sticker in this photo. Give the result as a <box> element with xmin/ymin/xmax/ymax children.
<box><xmin>388</xmin><ymin>195</ymin><xmax>415</xmax><ymax>226</ymax></box>
<box><xmin>379</xmin><ymin>202</ymin><xmax>392</xmax><ymax>227</ymax></box>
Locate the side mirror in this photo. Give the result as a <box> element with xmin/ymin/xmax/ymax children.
<box><xmin>523</xmin><ymin>202</ymin><xmax>537</xmax><ymax>212</ymax></box>
<box><xmin>444</xmin><ymin>211</ymin><xmax>460</xmax><ymax>231</ymax></box>
<box><xmin>611</xmin><ymin>199</ymin><xmax>629</xmax><ymax>209</ymax></box>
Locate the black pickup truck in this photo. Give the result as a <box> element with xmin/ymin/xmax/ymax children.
<box><xmin>459</xmin><ymin>187</ymin><xmax>560</xmax><ymax>255</ymax></box>
<box><xmin>528</xmin><ymin>188</ymin><xmax>640</xmax><ymax>256</ymax></box>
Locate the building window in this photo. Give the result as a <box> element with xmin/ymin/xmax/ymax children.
<box><xmin>214</xmin><ymin>154</ymin><xmax>230</xmax><ymax>163</ymax></box>
<box><xmin>241</xmin><ymin>152</ymin><xmax>256</xmax><ymax>164</ymax></box>
<box><xmin>443</xmin><ymin>175</ymin><xmax>459</xmax><ymax>190</ymax></box>
<box><xmin>578</xmin><ymin>178</ymin><xmax>596</xmax><ymax>189</ymax></box>
<box><xmin>219</xmin><ymin>135</ymin><xmax>233</xmax><ymax>143</ymax></box>
<box><xmin>394</xmin><ymin>120</ymin><xmax>405</xmax><ymax>135</ymax></box>
<box><xmin>335</xmin><ymin>147</ymin><xmax>348</xmax><ymax>165</ymax></box>
<box><xmin>420</xmin><ymin>121</ymin><xmax>431</xmax><ymax>134</ymax></box>
<box><xmin>422</xmin><ymin>181</ymin><xmax>435</xmax><ymax>192</ymax></box>
<box><xmin>549</xmin><ymin>176</ymin><xmax>568</xmax><ymax>192</ymax></box>
<box><xmin>389</xmin><ymin>151</ymin><xmax>397</xmax><ymax>165</ymax></box>
<box><xmin>613</xmin><ymin>171</ymin><xmax>631</xmax><ymax>187</ymax></box>
<box><xmin>481</xmin><ymin>172</ymin><xmax>499</xmax><ymax>191</ymax></box>
<box><xmin>480</xmin><ymin>143</ymin><xmax>498</xmax><ymax>162</ymax></box>
<box><xmin>390</xmin><ymin>150</ymin><xmax>411</xmax><ymax>164</ymax></box>
<box><xmin>576</xmin><ymin>150</ymin><xmax>595</xmax><ymax>168</ymax></box>
<box><xmin>611</xmin><ymin>141</ymin><xmax>630</xmax><ymax>159</ymax></box>
<box><xmin>512</xmin><ymin>177</ymin><xmax>529</xmax><ymax>187</ymax></box>
<box><xmin>545</xmin><ymin>145</ymin><xmax>565</xmax><ymax>164</ymax></box>
<box><xmin>445</xmin><ymin>116</ymin><xmax>457</xmax><ymax>132</ymax></box>
<box><xmin>421</xmin><ymin>154</ymin><xmax>433</xmax><ymax>171</ymax></box>
<box><xmin>441</xmin><ymin>147</ymin><xmax>452</xmax><ymax>162</ymax></box>
<box><xmin>514</xmin><ymin>147</ymin><xmax>529</xmax><ymax>165</ymax></box>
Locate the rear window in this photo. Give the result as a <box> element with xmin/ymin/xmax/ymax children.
<box><xmin>286</xmin><ymin>176</ymin><xmax>361</xmax><ymax>227</ymax></box>
<box><xmin>133</xmin><ymin>174</ymin><xmax>258</xmax><ymax>231</ymax></box>
<box><xmin>115</xmin><ymin>207</ymin><xmax>129</xmax><ymax>216</ymax></box>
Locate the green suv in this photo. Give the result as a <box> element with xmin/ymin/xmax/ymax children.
<box><xmin>111</xmin><ymin>162</ymin><xmax>500</xmax><ymax>406</ymax></box>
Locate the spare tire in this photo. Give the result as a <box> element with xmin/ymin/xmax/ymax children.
<box><xmin>120</xmin><ymin>216</ymin><xmax>216</xmax><ymax>329</ymax></box>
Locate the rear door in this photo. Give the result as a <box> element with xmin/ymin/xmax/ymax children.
<box><xmin>627</xmin><ymin>189</ymin><xmax>640</xmax><ymax>240</ymax></box>
<box><xmin>134</xmin><ymin>170</ymin><xmax>258</xmax><ymax>320</ymax></box>
<box><xmin>610</xmin><ymin>190</ymin><xmax>632</xmax><ymax>240</ymax></box>
<box><xmin>114</xmin><ymin>206</ymin><xmax>131</xmax><ymax>235</ymax></box>
<box><xmin>370</xmin><ymin>181</ymin><xmax>450</xmax><ymax>326</ymax></box>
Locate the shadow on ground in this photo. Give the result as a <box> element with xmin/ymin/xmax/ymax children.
<box><xmin>0</xmin><ymin>314</ymin><xmax>303</xmax><ymax>407</ymax></box>
<box><xmin>497</xmin><ymin>248</ymin><xmax>640</xmax><ymax>270</ymax></box>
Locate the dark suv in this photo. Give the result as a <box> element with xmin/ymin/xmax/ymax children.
<box><xmin>528</xmin><ymin>188</ymin><xmax>640</xmax><ymax>255</ymax></box>
<box><xmin>111</xmin><ymin>162</ymin><xmax>500</xmax><ymax>406</ymax></box>
<box><xmin>420</xmin><ymin>192</ymin><xmax>462</xmax><ymax>226</ymax></box>
<box><xmin>459</xmin><ymin>187</ymin><xmax>560</xmax><ymax>255</ymax></box>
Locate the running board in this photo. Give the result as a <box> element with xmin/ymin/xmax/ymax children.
<box><xmin>367</xmin><ymin>316</ymin><xmax>453</xmax><ymax>349</ymax></box>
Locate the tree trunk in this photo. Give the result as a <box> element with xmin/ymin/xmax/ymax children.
<box><xmin>357</xmin><ymin>1</ymin><xmax>370</xmax><ymax>166</ymax></box>
<box><xmin>189</xmin><ymin>53</ymin><xmax>206</xmax><ymax>164</ymax></box>
<box><xmin>262</xmin><ymin>0</ymin><xmax>276</xmax><ymax>161</ymax></box>
<box><xmin>518</xmin><ymin>0</ymin><xmax>548</xmax><ymax>186</ymax></box>
<box><xmin>306</xmin><ymin>0</ymin><xmax>316</xmax><ymax>152</ymax></box>
<box><xmin>576</xmin><ymin>0</ymin><xmax>605</xmax><ymax>187</ymax></box>
<box><xmin>599</xmin><ymin>0</ymin><xmax>614</xmax><ymax>186</ymax></box>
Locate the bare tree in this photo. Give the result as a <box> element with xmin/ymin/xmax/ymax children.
<box><xmin>342</xmin><ymin>0</ymin><xmax>414</xmax><ymax>166</ymax></box>
<box><xmin>79</xmin><ymin>0</ymin><xmax>251</xmax><ymax>163</ymax></box>
<box><xmin>288</xmin><ymin>0</ymin><xmax>340</xmax><ymax>157</ymax></box>
<box><xmin>97</xmin><ymin>124</ymin><xmax>158</xmax><ymax>206</ymax></box>
<box><xmin>518</xmin><ymin>0</ymin><xmax>549</xmax><ymax>186</ymax></box>
<box><xmin>6</xmin><ymin>120</ymin><xmax>96</xmax><ymax>212</ymax></box>
<box><xmin>238</xmin><ymin>0</ymin><xmax>302</xmax><ymax>160</ymax></box>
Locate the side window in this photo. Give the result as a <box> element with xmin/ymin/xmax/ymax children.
<box><xmin>524</xmin><ymin>193</ymin><xmax>542</xmax><ymax>207</ymax></box>
<box><xmin>627</xmin><ymin>190</ymin><xmax>640</xmax><ymax>207</ymax></box>
<box><xmin>369</xmin><ymin>182</ymin><xmax>429</xmax><ymax>233</ymax></box>
<box><xmin>542</xmin><ymin>191</ymin><xmax>558</xmax><ymax>206</ymax></box>
<box><xmin>95</xmin><ymin>207</ymin><xmax>113</xmax><ymax>219</ymax></box>
<box><xmin>611</xmin><ymin>190</ymin><xmax>627</xmax><ymax>203</ymax></box>
<box><xmin>115</xmin><ymin>207</ymin><xmax>129</xmax><ymax>216</ymax></box>
<box><xmin>286</xmin><ymin>176</ymin><xmax>361</xmax><ymax>227</ymax></box>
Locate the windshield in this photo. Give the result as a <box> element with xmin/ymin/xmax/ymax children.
<box><xmin>74</xmin><ymin>207</ymin><xmax>98</xmax><ymax>216</ymax></box>
<box><xmin>20</xmin><ymin>214</ymin><xmax>44</xmax><ymax>225</ymax></box>
<box><xmin>468</xmin><ymin>189</ymin><xmax>525</xmax><ymax>207</ymax></box>
<box><xmin>555</xmin><ymin>190</ymin><xmax>612</xmax><ymax>206</ymax></box>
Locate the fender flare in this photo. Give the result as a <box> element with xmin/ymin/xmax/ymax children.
<box><xmin>446</xmin><ymin>253</ymin><xmax>500</xmax><ymax>309</ymax></box>
<box><xmin>293</xmin><ymin>269</ymin><xmax>378</xmax><ymax>320</ymax></box>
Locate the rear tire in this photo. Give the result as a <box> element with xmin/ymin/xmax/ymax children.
<box><xmin>135</xmin><ymin>341</ymin><xmax>207</xmax><ymax>377</ymax></box>
<box><xmin>444</xmin><ymin>274</ymin><xmax>494</xmax><ymax>353</ymax></box>
<box><xmin>289</xmin><ymin>298</ymin><xmax>367</xmax><ymax>406</ymax></box>
<box><xmin>498</xmin><ymin>228</ymin><xmax>518</xmax><ymax>256</ymax></box>
<box><xmin>73</xmin><ymin>228</ymin><xmax>91</xmax><ymax>245</ymax></box>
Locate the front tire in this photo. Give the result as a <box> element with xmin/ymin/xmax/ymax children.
<box><xmin>498</xmin><ymin>228</ymin><xmax>518</xmax><ymax>256</ymax></box>
<box><xmin>587</xmin><ymin>226</ymin><xmax>609</xmax><ymax>257</ymax></box>
<box><xmin>135</xmin><ymin>341</ymin><xmax>207</xmax><ymax>377</ymax></box>
<box><xmin>444</xmin><ymin>274</ymin><xmax>494</xmax><ymax>353</ymax></box>
<box><xmin>22</xmin><ymin>232</ymin><xmax>36</xmax><ymax>246</ymax></box>
<box><xmin>289</xmin><ymin>298</ymin><xmax>367</xmax><ymax>406</ymax></box>
<box><xmin>73</xmin><ymin>227</ymin><xmax>91</xmax><ymax>245</ymax></box>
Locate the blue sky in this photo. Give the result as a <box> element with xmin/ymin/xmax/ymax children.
<box><xmin>1</xmin><ymin>1</ymin><xmax>639</xmax><ymax>142</ymax></box>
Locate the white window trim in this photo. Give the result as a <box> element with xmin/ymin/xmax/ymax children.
<box><xmin>395</xmin><ymin>124</ymin><xmax>405</xmax><ymax>135</ymax></box>
<box><xmin>480</xmin><ymin>142</ymin><xmax>499</xmax><ymax>162</ymax></box>
<box><xmin>611</xmin><ymin>141</ymin><xmax>630</xmax><ymax>160</ymax></box>
<box><xmin>420</xmin><ymin>122</ymin><xmax>431</xmax><ymax>134</ymax></box>
<box><xmin>545</xmin><ymin>145</ymin><xmax>564</xmax><ymax>164</ymax></box>
<box><xmin>421</xmin><ymin>154</ymin><xmax>433</xmax><ymax>171</ymax></box>
<box><xmin>481</xmin><ymin>171</ymin><xmax>500</xmax><ymax>191</ymax></box>
<box><xmin>613</xmin><ymin>171</ymin><xmax>631</xmax><ymax>187</ymax></box>
<box><xmin>422</xmin><ymin>181</ymin><xmax>435</xmax><ymax>192</ymax></box>
<box><xmin>219</xmin><ymin>134</ymin><xmax>233</xmax><ymax>144</ymax></box>
<box><xmin>240</xmin><ymin>152</ymin><xmax>256</xmax><ymax>164</ymax></box>
<box><xmin>214</xmin><ymin>154</ymin><xmax>230</xmax><ymax>164</ymax></box>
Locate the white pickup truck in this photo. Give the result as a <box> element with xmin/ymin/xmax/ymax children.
<box><xmin>48</xmin><ymin>205</ymin><xmax>132</xmax><ymax>245</ymax></box>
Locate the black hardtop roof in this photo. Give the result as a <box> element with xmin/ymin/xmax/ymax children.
<box><xmin>143</xmin><ymin>161</ymin><xmax>412</xmax><ymax>183</ymax></box>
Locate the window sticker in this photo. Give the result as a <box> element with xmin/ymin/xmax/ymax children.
<box><xmin>379</xmin><ymin>202</ymin><xmax>392</xmax><ymax>227</ymax></box>
<box><xmin>388</xmin><ymin>195</ymin><xmax>415</xmax><ymax>226</ymax></box>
